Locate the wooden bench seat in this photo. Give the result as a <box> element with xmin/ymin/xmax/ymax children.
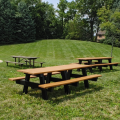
<box><xmin>38</xmin><ymin>74</ymin><xmax>102</xmax><ymax>100</ymax></box>
<box><xmin>9</xmin><ymin>71</ymin><xmax>61</xmax><ymax>81</ymax></box>
<box><xmin>5</xmin><ymin>61</ymin><xmax>25</xmax><ymax>67</ymax></box>
<box><xmin>92</xmin><ymin>62</ymin><xmax>120</xmax><ymax>71</ymax></box>
<box><xmin>9</xmin><ymin>75</ymin><xmax>37</xmax><ymax>81</ymax></box>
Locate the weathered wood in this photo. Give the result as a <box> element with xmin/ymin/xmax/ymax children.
<box><xmin>5</xmin><ymin>61</ymin><xmax>25</xmax><ymax>67</ymax></box>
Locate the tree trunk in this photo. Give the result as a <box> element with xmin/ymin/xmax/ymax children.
<box><xmin>90</xmin><ymin>20</ymin><xmax>94</xmax><ymax>41</ymax></box>
<box><xmin>95</xmin><ymin>24</ymin><xmax>100</xmax><ymax>42</ymax></box>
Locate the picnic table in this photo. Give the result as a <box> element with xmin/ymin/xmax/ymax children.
<box><xmin>14</xmin><ymin>64</ymin><xmax>101</xmax><ymax>99</ymax></box>
<box><xmin>76</xmin><ymin>57</ymin><xmax>119</xmax><ymax>72</ymax></box>
<box><xmin>12</xmin><ymin>56</ymin><xmax>39</xmax><ymax>67</ymax></box>
<box><xmin>76</xmin><ymin>57</ymin><xmax>113</xmax><ymax>64</ymax></box>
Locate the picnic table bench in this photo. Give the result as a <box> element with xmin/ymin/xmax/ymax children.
<box><xmin>5</xmin><ymin>61</ymin><xmax>25</xmax><ymax>67</ymax></box>
<box><xmin>39</xmin><ymin>74</ymin><xmax>102</xmax><ymax>99</ymax></box>
<box><xmin>9</xmin><ymin>72</ymin><xmax>61</xmax><ymax>81</ymax></box>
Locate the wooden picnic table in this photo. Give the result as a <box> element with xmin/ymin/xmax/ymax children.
<box><xmin>12</xmin><ymin>56</ymin><xmax>39</xmax><ymax>67</ymax></box>
<box><xmin>76</xmin><ymin>57</ymin><xmax>113</xmax><ymax>72</ymax></box>
<box><xmin>17</xmin><ymin>64</ymin><xmax>95</xmax><ymax>99</ymax></box>
<box><xmin>76</xmin><ymin>57</ymin><xmax>113</xmax><ymax>63</ymax></box>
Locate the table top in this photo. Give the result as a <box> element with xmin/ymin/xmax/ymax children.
<box><xmin>12</xmin><ymin>55</ymin><xmax>39</xmax><ymax>59</ymax></box>
<box><xmin>76</xmin><ymin>57</ymin><xmax>113</xmax><ymax>60</ymax></box>
<box><xmin>17</xmin><ymin>64</ymin><xmax>93</xmax><ymax>75</ymax></box>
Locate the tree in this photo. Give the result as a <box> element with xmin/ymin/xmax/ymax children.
<box><xmin>0</xmin><ymin>0</ymin><xmax>15</xmax><ymax>44</ymax></box>
<box><xmin>15</xmin><ymin>1</ymin><xmax>36</xmax><ymax>43</ymax></box>
<box><xmin>98</xmin><ymin>1</ymin><xmax>120</xmax><ymax>56</ymax></box>
<box><xmin>75</xmin><ymin>0</ymin><xmax>117</xmax><ymax>41</ymax></box>
<box><xmin>57</xmin><ymin>0</ymin><xmax>68</xmax><ymax>38</ymax></box>
<box><xmin>30</xmin><ymin>2</ymin><xmax>57</xmax><ymax>39</ymax></box>
<box><xmin>76</xmin><ymin>0</ymin><xmax>105</xmax><ymax>41</ymax></box>
<box><xmin>65</xmin><ymin>14</ymin><xmax>90</xmax><ymax>40</ymax></box>
<box><xmin>65</xmin><ymin>1</ymin><xmax>77</xmax><ymax>21</ymax></box>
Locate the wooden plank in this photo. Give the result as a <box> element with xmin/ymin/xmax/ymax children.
<box><xmin>17</xmin><ymin>64</ymin><xmax>94</xmax><ymax>75</ymax></box>
<box><xmin>5</xmin><ymin>61</ymin><xmax>25</xmax><ymax>65</ymax></box>
<box><xmin>92</xmin><ymin>62</ymin><xmax>120</xmax><ymax>66</ymax></box>
<box><xmin>76</xmin><ymin>57</ymin><xmax>113</xmax><ymax>60</ymax></box>
<box><xmin>9</xmin><ymin>72</ymin><xmax>61</xmax><ymax>81</ymax></box>
<box><xmin>9</xmin><ymin>75</ymin><xmax>37</xmax><ymax>81</ymax></box>
<box><xmin>38</xmin><ymin>74</ymin><xmax>102</xmax><ymax>89</ymax></box>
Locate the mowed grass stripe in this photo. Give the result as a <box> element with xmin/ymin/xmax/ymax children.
<box><xmin>61</xmin><ymin>40</ymin><xmax>77</xmax><ymax>59</ymax></box>
<box><xmin>88</xmin><ymin>42</ymin><xmax>111</xmax><ymax>57</ymax></box>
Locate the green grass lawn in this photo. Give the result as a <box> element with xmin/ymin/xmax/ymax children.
<box><xmin>0</xmin><ymin>39</ymin><xmax>120</xmax><ymax>119</ymax></box>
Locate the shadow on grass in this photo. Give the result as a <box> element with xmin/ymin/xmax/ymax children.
<box><xmin>47</xmin><ymin>83</ymin><xmax>103</xmax><ymax>104</ymax></box>
<box><xmin>17</xmin><ymin>82</ymin><xmax>103</xmax><ymax>103</ymax></box>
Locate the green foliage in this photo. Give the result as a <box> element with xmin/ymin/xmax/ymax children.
<box><xmin>30</xmin><ymin>2</ymin><xmax>57</xmax><ymax>39</ymax></box>
<box><xmin>76</xmin><ymin>0</ymin><xmax>103</xmax><ymax>41</ymax></box>
<box><xmin>66</xmin><ymin>1</ymin><xmax>77</xmax><ymax>21</ymax></box>
<box><xmin>98</xmin><ymin>0</ymin><xmax>120</xmax><ymax>48</ymax></box>
<box><xmin>56</xmin><ymin>0</ymin><xmax>68</xmax><ymax>38</ymax></box>
<box><xmin>0</xmin><ymin>0</ymin><xmax>15</xmax><ymax>44</ymax></box>
<box><xmin>65</xmin><ymin>15</ymin><xmax>91</xmax><ymax>40</ymax></box>
<box><xmin>15</xmin><ymin>1</ymin><xmax>36</xmax><ymax>43</ymax></box>
<box><xmin>0</xmin><ymin>0</ymin><xmax>36</xmax><ymax>44</ymax></box>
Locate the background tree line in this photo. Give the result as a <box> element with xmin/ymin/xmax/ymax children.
<box><xmin>0</xmin><ymin>0</ymin><xmax>120</xmax><ymax>47</ymax></box>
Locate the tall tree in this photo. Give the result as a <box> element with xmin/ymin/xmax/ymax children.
<box><xmin>30</xmin><ymin>2</ymin><xmax>57</xmax><ymax>39</ymax></box>
<box><xmin>65</xmin><ymin>14</ymin><xmax>90</xmax><ymax>40</ymax></box>
<box><xmin>98</xmin><ymin>1</ymin><xmax>120</xmax><ymax>56</ymax></box>
<box><xmin>57</xmin><ymin>0</ymin><xmax>68</xmax><ymax>38</ymax></box>
<box><xmin>15</xmin><ymin>1</ymin><xmax>36</xmax><ymax>43</ymax></box>
<box><xmin>65</xmin><ymin>1</ymin><xmax>77</xmax><ymax>21</ymax></box>
<box><xmin>0</xmin><ymin>0</ymin><xmax>15</xmax><ymax>44</ymax></box>
<box><xmin>76</xmin><ymin>0</ymin><xmax>104</xmax><ymax>41</ymax></box>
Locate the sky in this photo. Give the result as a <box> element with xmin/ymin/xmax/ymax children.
<box><xmin>42</xmin><ymin>0</ymin><xmax>73</xmax><ymax>9</ymax></box>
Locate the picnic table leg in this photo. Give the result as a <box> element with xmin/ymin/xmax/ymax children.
<box><xmin>88</xmin><ymin>60</ymin><xmax>93</xmax><ymax>73</ymax></box>
<box><xmin>67</xmin><ymin>70</ymin><xmax>72</xmax><ymax>79</ymax></box>
<box><xmin>18</xmin><ymin>58</ymin><xmax>20</xmax><ymax>66</ymax></box>
<box><xmin>77</xmin><ymin>60</ymin><xmax>82</xmax><ymax>71</ymax></box>
<box><xmin>108</xmin><ymin>59</ymin><xmax>113</xmax><ymax>70</ymax></box>
<box><xmin>82</xmin><ymin>68</ymin><xmax>89</xmax><ymax>88</ymax></box>
<box><xmin>98</xmin><ymin>59</ymin><xmax>102</xmax><ymax>71</ymax></box>
<box><xmin>46</xmin><ymin>73</ymin><xmax>52</xmax><ymax>91</ymax></box>
<box><xmin>39</xmin><ymin>74</ymin><xmax>48</xmax><ymax>100</ymax></box>
<box><xmin>61</xmin><ymin>71</ymin><xmax>70</xmax><ymax>94</ymax></box>
<box><xmin>15</xmin><ymin>57</ymin><xmax>16</xmax><ymax>65</ymax></box>
<box><xmin>29</xmin><ymin>59</ymin><xmax>31</xmax><ymax>67</ymax></box>
<box><xmin>23</xmin><ymin>74</ymin><xmax>30</xmax><ymax>94</ymax></box>
<box><xmin>33</xmin><ymin>59</ymin><xmax>35</xmax><ymax>68</ymax></box>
